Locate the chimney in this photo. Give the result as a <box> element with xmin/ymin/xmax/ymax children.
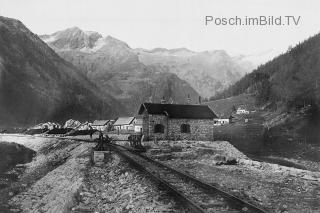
<box><xmin>198</xmin><ymin>96</ymin><xmax>202</xmax><ymax>105</ymax></box>
<box><xmin>161</xmin><ymin>96</ymin><xmax>166</xmax><ymax>104</ymax></box>
<box><xmin>187</xmin><ymin>94</ymin><xmax>191</xmax><ymax>104</ymax></box>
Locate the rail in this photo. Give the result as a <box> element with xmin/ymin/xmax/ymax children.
<box><xmin>109</xmin><ymin>144</ymin><xmax>268</xmax><ymax>213</ymax></box>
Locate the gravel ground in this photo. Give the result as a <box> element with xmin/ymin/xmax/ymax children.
<box><xmin>143</xmin><ymin>140</ymin><xmax>320</xmax><ymax>213</ymax></box>
<box><xmin>2</xmin><ymin>135</ymin><xmax>319</xmax><ymax>212</ymax></box>
<box><xmin>0</xmin><ymin>135</ymin><xmax>95</xmax><ymax>213</ymax></box>
<box><xmin>72</xmin><ymin>153</ymin><xmax>185</xmax><ymax>213</ymax></box>
<box><xmin>0</xmin><ymin>135</ymin><xmax>186</xmax><ymax>213</ymax></box>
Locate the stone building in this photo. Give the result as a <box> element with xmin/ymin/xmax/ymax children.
<box><xmin>138</xmin><ymin>103</ymin><xmax>217</xmax><ymax>141</ymax></box>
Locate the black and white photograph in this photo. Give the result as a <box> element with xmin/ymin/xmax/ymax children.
<box><xmin>0</xmin><ymin>0</ymin><xmax>319</xmax><ymax>212</ymax></box>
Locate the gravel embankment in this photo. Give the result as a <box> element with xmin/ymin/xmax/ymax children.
<box><xmin>142</xmin><ymin>140</ymin><xmax>320</xmax><ymax>213</ymax></box>
<box><xmin>0</xmin><ymin>135</ymin><xmax>94</xmax><ymax>212</ymax></box>
<box><xmin>0</xmin><ymin>134</ymin><xmax>185</xmax><ymax>213</ymax></box>
<box><xmin>72</xmin><ymin>153</ymin><xmax>184</xmax><ymax>212</ymax></box>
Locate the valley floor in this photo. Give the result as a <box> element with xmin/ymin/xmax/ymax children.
<box><xmin>0</xmin><ymin>135</ymin><xmax>183</xmax><ymax>213</ymax></box>
<box><xmin>0</xmin><ymin>134</ymin><xmax>319</xmax><ymax>212</ymax></box>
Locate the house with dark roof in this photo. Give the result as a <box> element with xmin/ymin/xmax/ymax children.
<box><xmin>138</xmin><ymin>103</ymin><xmax>217</xmax><ymax>140</ymax></box>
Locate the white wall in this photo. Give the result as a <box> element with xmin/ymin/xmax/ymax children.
<box><xmin>213</xmin><ymin>118</ymin><xmax>230</xmax><ymax>126</ymax></box>
<box><xmin>114</xmin><ymin>125</ymin><xmax>134</xmax><ymax>131</ymax></box>
<box><xmin>134</xmin><ymin>125</ymin><xmax>142</xmax><ymax>132</ymax></box>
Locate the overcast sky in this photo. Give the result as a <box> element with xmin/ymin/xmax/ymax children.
<box><xmin>1</xmin><ymin>0</ymin><xmax>320</xmax><ymax>62</ymax></box>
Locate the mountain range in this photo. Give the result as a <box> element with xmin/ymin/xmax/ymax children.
<box><xmin>135</xmin><ymin>47</ymin><xmax>254</xmax><ymax>98</ymax></box>
<box><xmin>0</xmin><ymin>16</ymin><xmax>256</xmax><ymax>126</ymax></box>
<box><xmin>0</xmin><ymin>17</ymin><xmax>125</xmax><ymax>127</ymax></box>
<box><xmin>40</xmin><ymin>27</ymin><xmax>254</xmax><ymax>107</ymax></box>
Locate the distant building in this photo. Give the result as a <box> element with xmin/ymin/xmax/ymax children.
<box><xmin>138</xmin><ymin>103</ymin><xmax>217</xmax><ymax>140</ymax></box>
<box><xmin>113</xmin><ymin>117</ymin><xmax>135</xmax><ymax>131</ymax></box>
<box><xmin>31</xmin><ymin>122</ymin><xmax>61</xmax><ymax>130</ymax></box>
<box><xmin>91</xmin><ymin>120</ymin><xmax>113</xmax><ymax>131</ymax></box>
<box><xmin>213</xmin><ymin>118</ymin><xmax>230</xmax><ymax>126</ymax></box>
<box><xmin>77</xmin><ymin>121</ymin><xmax>92</xmax><ymax>130</ymax></box>
<box><xmin>63</xmin><ymin>119</ymin><xmax>81</xmax><ymax>129</ymax></box>
<box><xmin>236</xmin><ymin>107</ymin><xmax>250</xmax><ymax>114</ymax></box>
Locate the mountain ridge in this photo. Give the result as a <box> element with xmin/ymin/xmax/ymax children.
<box><xmin>41</xmin><ymin>27</ymin><xmax>255</xmax><ymax>100</ymax></box>
<box><xmin>0</xmin><ymin>16</ymin><xmax>126</xmax><ymax>127</ymax></box>
<box><xmin>40</xmin><ymin>27</ymin><xmax>204</xmax><ymax>114</ymax></box>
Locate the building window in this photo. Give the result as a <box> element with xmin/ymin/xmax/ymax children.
<box><xmin>180</xmin><ymin>124</ymin><xmax>190</xmax><ymax>133</ymax></box>
<box><xmin>154</xmin><ymin>124</ymin><xmax>164</xmax><ymax>133</ymax></box>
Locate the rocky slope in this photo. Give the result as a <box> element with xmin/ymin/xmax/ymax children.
<box><xmin>0</xmin><ymin>17</ymin><xmax>125</xmax><ymax>127</ymax></box>
<box><xmin>135</xmin><ymin>48</ymin><xmax>255</xmax><ymax>98</ymax></box>
<box><xmin>40</xmin><ymin>27</ymin><xmax>253</xmax><ymax>113</ymax></box>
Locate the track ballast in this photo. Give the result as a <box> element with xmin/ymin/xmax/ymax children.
<box><xmin>110</xmin><ymin>144</ymin><xmax>267</xmax><ymax>213</ymax></box>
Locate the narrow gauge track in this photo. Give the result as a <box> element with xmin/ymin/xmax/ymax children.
<box><xmin>110</xmin><ymin>144</ymin><xmax>267</xmax><ymax>213</ymax></box>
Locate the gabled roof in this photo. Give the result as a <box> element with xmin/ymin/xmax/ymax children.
<box><xmin>138</xmin><ymin>103</ymin><xmax>217</xmax><ymax>119</ymax></box>
<box><xmin>113</xmin><ymin>117</ymin><xmax>135</xmax><ymax>126</ymax></box>
<box><xmin>92</xmin><ymin>120</ymin><xmax>110</xmax><ymax>126</ymax></box>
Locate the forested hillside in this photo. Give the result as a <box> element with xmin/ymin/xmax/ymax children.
<box><xmin>210</xmin><ymin>33</ymin><xmax>320</xmax><ymax>111</ymax></box>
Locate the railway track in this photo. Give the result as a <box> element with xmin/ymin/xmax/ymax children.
<box><xmin>2</xmin><ymin>134</ymin><xmax>268</xmax><ymax>212</ymax></box>
<box><xmin>110</xmin><ymin>144</ymin><xmax>267</xmax><ymax>213</ymax></box>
